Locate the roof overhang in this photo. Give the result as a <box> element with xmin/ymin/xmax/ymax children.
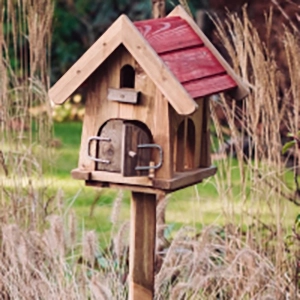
<box><xmin>49</xmin><ymin>12</ymin><xmax>198</xmax><ymax>115</ymax></box>
<box><xmin>49</xmin><ymin>5</ymin><xmax>248</xmax><ymax>117</ymax></box>
<box><xmin>168</xmin><ymin>5</ymin><xmax>249</xmax><ymax>100</ymax></box>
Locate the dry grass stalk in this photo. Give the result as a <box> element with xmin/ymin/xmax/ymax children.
<box><xmin>110</xmin><ymin>189</ymin><xmax>123</xmax><ymax>226</ymax></box>
<box><xmin>82</xmin><ymin>230</ymin><xmax>99</xmax><ymax>267</ymax></box>
<box><xmin>0</xmin><ymin>0</ymin><xmax>55</xmax><ymax>229</ymax></box>
<box><xmin>113</xmin><ymin>221</ymin><xmax>130</xmax><ymax>262</ymax></box>
<box><xmin>178</xmin><ymin>0</ymin><xmax>192</xmax><ymax>17</ymax></box>
<box><xmin>206</xmin><ymin>5</ymin><xmax>300</xmax><ymax>298</ymax></box>
<box><xmin>0</xmin><ymin>1</ymin><xmax>300</xmax><ymax>299</ymax></box>
<box><xmin>90</xmin><ymin>275</ymin><xmax>112</xmax><ymax>300</ymax></box>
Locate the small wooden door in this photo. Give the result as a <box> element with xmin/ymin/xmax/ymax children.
<box><xmin>97</xmin><ymin>119</ymin><xmax>123</xmax><ymax>173</ymax></box>
<box><xmin>95</xmin><ymin>120</ymin><xmax>152</xmax><ymax>176</ymax></box>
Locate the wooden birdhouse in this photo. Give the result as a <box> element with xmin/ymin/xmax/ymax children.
<box><xmin>49</xmin><ymin>6</ymin><xmax>248</xmax><ymax>194</ymax></box>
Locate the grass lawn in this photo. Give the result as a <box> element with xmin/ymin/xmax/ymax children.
<box><xmin>50</xmin><ymin>122</ymin><xmax>223</xmax><ymax>237</ymax></box>
<box><xmin>44</xmin><ymin>122</ymin><xmax>299</xmax><ymax>244</ymax></box>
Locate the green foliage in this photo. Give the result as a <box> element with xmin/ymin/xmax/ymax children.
<box><xmin>52</xmin><ymin>94</ymin><xmax>85</xmax><ymax>122</ymax></box>
<box><xmin>282</xmin><ymin>131</ymin><xmax>300</xmax><ymax>154</ymax></box>
<box><xmin>51</xmin><ymin>0</ymin><xmax>209</xmax><ymax>83</ymax></box>
<box><xmin>282</xmin><ymin>140</ymin><xmax>297</xmax><ymax>154</ymax></box>
<box><xmin>51</xmin><ymin>0</ymin><xmax>152</xmax><ymax>82</ymax></box>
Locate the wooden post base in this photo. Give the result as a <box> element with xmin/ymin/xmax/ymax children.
<box><xmin>129</xmin><ymin>192</ymin><xmax>156</xmax><ymax>300</ymax></box>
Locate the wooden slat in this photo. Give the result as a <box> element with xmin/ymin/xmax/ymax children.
<box><xmin>151</xmin><ymin>91</ymin><xmax>173</xmax><ymax>179</ymax></box>
<box><xmin>200</xmin><ymin>97</ymin><xmax>211</xmax><ymax>167</ymax></box>
<box><xmin>76</xmin><ymin>167</ymin><xmax>217</xmax><ymax>192</ymax></box>
<box><xmin>168</xmin><ymin>5</ymin><xmax>249</xmax><ymax>100</ymax></box>
<box><xmin>85</xmin><ymin>181</ymin><xmax>166</xmax><ymax>195</ymax></box>
<box><xmin>134</xmin><ymin>16</ymin><xmax>203</xmax><ymax>54</ymax></box>
<box><xmin>90</xmin><ymin>171</ymin><xmax>152</xmax><ymax>186</ymax></box>
<box><xmin>174</xmin><ymin>119</ymin><xmax>185</xmax><ymax>172</ymax></box>
<box><xmin>153</xmin><ymin>166</ymin><xmax>217</xmax><ymax>191</ymax></box>
<box><xmin>71</xmin><ymin>168</ymin><xmax>91</xmax><ymax>180</ymax></box>
<box><xmin>191</xmin><ymin>98</ymin><xmax>204</xmax><ymax>168</ymax></box>
<box><xmin>183</xmin><ymin>74</ymin><xmax>237</xmax><ymax>98</ymax></box>
<box><xmin>107</xmin><ymin>88</ymin><xmax>139</xmax><ymax>104</ymax></box>
<box><xmin>78</xmin><ymin>55</ymin><xmax>120</xmax><ymax>172</ymax></box>
<box><xmin>122</xmin><ymin>122</ymin><xmax>152</xmax><ymax>177</ymax></box>
<box><xmin>185</xmin><ymin>118</ymin><xmax>196</xmax><ymax>169</ymax></box>
<box><xmin>129</xmin><ymin>192</ymin><xmax>156</xmax><ymax>300</ymax></box>
<box><xmin>122</xmin><ymin>15</ymin><xmax>198</xmax><ymax>116</ymax></box>
<box><xmin>97</xmin><ymin>119</ymin><xmax>123</xmax><ymax>172</ymax></box>
<box><xmin>160</xmin><ymin>46</ymin><xmax>226</xmax><ymax>83</ymax></box>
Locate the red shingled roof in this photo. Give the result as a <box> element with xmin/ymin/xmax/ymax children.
<box><xmin>134</xmin><ymin>16</ymin><xmax>237</xmax><ymax>99</ymax></box>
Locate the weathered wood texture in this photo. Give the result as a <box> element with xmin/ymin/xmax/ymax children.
<box><xmin>134</xmin><ymin>15</ymin><xmax>240</xmax><ymax>99</ymax></box>
<box><xmin>184</xmin><ymin>74</ymin><xmax>237</xmax><ymax>98</ymax></box>
<box><xmin>174</xmin><ymin>119</ymin><xmax>185</xmax><ymax>172</ymax></box>
<box><xmin>91</xmin><ymin>171</ymin><xmax>152</xmax><ymax>186</ymax></box>
<box><xmin>48</xmin><ymin>16</ymin><xmax>122</xmax><ymax>104</ymax></box>
<box><xmin>49</xmin><ymin>14</ymin><xmax>197</xmax><ymax>115</ymax></box>
<box><xmin>72</xmin><ymin>166</ymin><xmax>217</xmax><ymax>193</ymax></box>
<box><xmin>85</xmin><ymin>180</ymin><xmax>166</xmax><ymax>195</ymax></box>
<box><xmin>160</xmin><ymin>46</ymin><xmax>225</xmax><ymax>83</ymax></box>
<box><xmin>107</xmin><ymin>88</ymin><xmax>139</xmax><ymax>104</ymax></box>
<box><xmin>79</xmin><ymin>45</ymin><xmax>151</xmax><ymax>172</ymax></box>
<box><xmin>199</xmin><ymin>97</ymin><xmax>211</xmax><ymax>167</ymax></box>
<box><xmin>122</xmin><ymin>122</ymin><xmax>152</xmax><ymax>176</ymax></box>
<box><xmin>170</xmin><ymin>98</ymin><xmax>204</xmax><ymax>172</ymax></box>
<box><xmin>135</xmin><ymin>16</ymin><xmax>203</xmax><ymax>54</ymax></box>
<box><xmin>151</xmin><ymin>91</ymin><xmax>172</xmax><ymax>179</ymax></box>
<box><xmin>129</xmin><ymin>192</ymin><xmax>156</xmax><ymax>300</ymax></box>
<box><xmin>94</xmin><ymin>120</ymin><xmax>152</xmax><ymax>175</ymax></box>
<box><xmin>78</xmin><ymin>45</ymin><xmax>174</xmax><ymax>179</ymax></box>
<box><xmin>123</xmin><ymin>17</ymin><xmax>197</xmax><ymax>115</ymax></box>
<box><xmin>97</xmin><ymin>119</ymin><xmax>123</xmax><ymax>172</ymax></box>
<box><xmin>168</xmin><ymin>5</ymin><xmax>248</xmax><ymax>100</ymax></box>
<box><xmin>153</xmin><ymin>166</ymin><xmax>217</xmax><ymax>190</ymax></box>
<box><xmin>71</xmin><ymin>168</ymin><xmax>91</xmax><ymax>180</ymax></box>
<box><xmin>50</xmin><ymin>6</ymin><xmax>247</xmax><ymax>109</ymax></box>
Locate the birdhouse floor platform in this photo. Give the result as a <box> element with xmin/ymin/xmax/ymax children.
<box><xmin>71</xmin><ymin>166</ymin><xmax>217</xmax><ymax>193</ymax></box>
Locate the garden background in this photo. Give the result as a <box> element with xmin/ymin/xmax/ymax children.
<box><xmin>1</xmin><ymin>0</ymin><xmax>300</xmax><ymax>298</ymax></box>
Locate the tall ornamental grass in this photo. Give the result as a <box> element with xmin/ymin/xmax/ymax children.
<box><xmin>1</xmin><ymin>1</ymin><xmax>300</xmax><ymax>299</ymax></box>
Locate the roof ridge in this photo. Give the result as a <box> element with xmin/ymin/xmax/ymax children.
<box><xmin>134</xmin><ymin>16</ymin><xmax>181</xmax><ymax>25</ymax></box>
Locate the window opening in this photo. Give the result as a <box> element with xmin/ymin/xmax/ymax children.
<box><xmin>120</xmin><ymin>65</ymin><xmax>135</xmax><ymax>88</ymax></box>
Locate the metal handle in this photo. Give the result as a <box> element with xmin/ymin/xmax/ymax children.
<box><xmin>135</xmin><ymin>143</ymin><xmax>163</xmax><ymax>171</ymax></box>
<box><xmin>87</xmin><ymin>136</ymin><xmax>111</xmax><ymax>164</ymax></box>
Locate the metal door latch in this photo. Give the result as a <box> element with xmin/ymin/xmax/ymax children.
<box><xmin>87</xmin><ymin>136</ymin><xmax>111</xmax><ymax>164</ymax></box>
<box><xmin>135</xmin><ymin>144</ymin><xmax>163</xmax><ymax>171</ymax></box>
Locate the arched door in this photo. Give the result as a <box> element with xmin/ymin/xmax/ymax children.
<box><xmin>88</xmin><ymin>120</ymin><xmax>157</xmax><ymax>176</ymax></box>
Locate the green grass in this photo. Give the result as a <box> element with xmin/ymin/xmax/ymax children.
<box><xmin>52</xmin><ymin>121</ymin><xmax>83</xmax><ymax>178</ymax></box>
<box><xmin>50</xmin><ymin>121</ymin><xmax>226</xmax><ymax>241</ymax></box>
<box><xmin>11</xmin><ymin>121</ymin><xmax>297</xmax><ymax>244</ymax></box>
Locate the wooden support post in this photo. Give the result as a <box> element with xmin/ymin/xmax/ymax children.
<box><xmin>129</xmin><ymin>192</ymin><xmax>156</xmax><ymax>300</ymax></box>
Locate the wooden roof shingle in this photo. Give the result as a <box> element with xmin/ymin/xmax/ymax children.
<box><xmin>49</xmin><ymin>5</ymin><xmax>248</xmax><ymax>115</ymax></box>
<box><xmin>135</xmin><ymin>16</ymin><xmax>238</xmax><ymax>99</ymax></box>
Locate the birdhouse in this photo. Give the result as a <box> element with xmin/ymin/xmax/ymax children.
<box><xmin>49</xmin><ymin>6</ymin><xmax>248</xmax><ymax>194</ymax></box>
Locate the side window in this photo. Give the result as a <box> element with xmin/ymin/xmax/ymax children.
<box><xmin>186</xmin><ymin>118</ymin><xmax>195</xmax><ymax>169</ymax></box>
<box><xmin>174</xmin><ymin>118</ymin><xmax>196</xmax><ymax>172</ymax></box>
<box><xmin>120</xmin><ymin>65</ymin><xmax>135</xmax><ymax>88</ymax></box>
<box><xmin>174</xmin><ymin>120</ymin><xmax>185</xmax><ymax>172</ymax></box>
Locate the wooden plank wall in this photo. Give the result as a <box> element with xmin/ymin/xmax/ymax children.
<box><xmin>78</xmin><ymin>45</ymin><xmax>172</xmax><ymax>179</ymax></box>
<box><xmin>169</xmin><ymin>98</ymin><xmax>204</xmax><ymax>172</ymax></box>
